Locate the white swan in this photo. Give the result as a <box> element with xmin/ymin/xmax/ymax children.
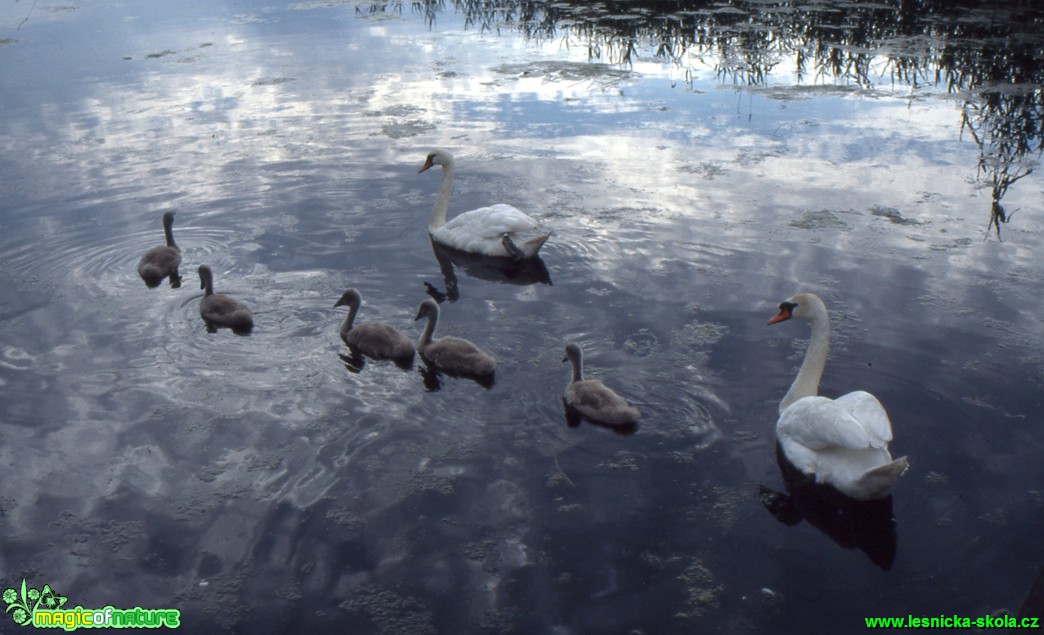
<box><xmin>418</xmin><ymin>149</ymin><xmax>551</xmax><ymax>259</ymax></box>
<box><xmin>414</xmin><ymin>299</ymin><xmax>496</xmax><ymax>378</ymax></box>
<box><xmin>768</xmin><ymin>292</ymin><xmax>907</xmax><ymax>500</ymax></box>
<box><xmin>563</xmin><ymin>342</ymin><xmax>640</xmax><ymax>425</ymax></box>
<box><xmin>198</xmin><ymin>265</ymin><xmax>253</xmax><ymax>333</ymax></box>
<box><xmin>138</xmin><ymin>211</ymin><xmax>181</xmax><ymax>288</ymax></box>
<box><xmin>335</xmin><ymin>289</ymin><xmax>415</xmax><ymax>361</ymax></box>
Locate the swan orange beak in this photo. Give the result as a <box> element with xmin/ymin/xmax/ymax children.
<box><xmin>418</xmin><ymin>158</ymin><xmax>434</xmax><ymax>173</ymax></box>
<box><xmin>767</xmin><ymin>306</ymin><xmax>792</xmax><ymax>325</ymax></box>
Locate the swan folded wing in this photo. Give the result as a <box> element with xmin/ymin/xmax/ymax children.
<box><xmin>568</xmin><ymin>380</ymin><xmax>620</xmax><ymax>410</ymax></box>
<box><xmin>834</xmin><ymin>390</ymin><xmax>893</xmax><ymax>446</ymax></box>
<box><xmin>438</xmin><ymin>204</ymin><xmax>540</xmax><ymax>239</ymax></box>
<box><xmin>350</xmin><ymin>323</ymin><xmax>413</xmax><ymax>358</ymax></box>
<box><xmin>854</xmin><ymin>457</ymin><xmax>909</xmax><ymax>499</ymax></box>
<box><xmin>427</xmin><ymin>337</ymin><xmax>495</xmax><ymax>375</ymax></box>
<box><xmin>777</xmin><ymin>396</ymin><xmax>876</xmax><ymax>451</ymax></box>
<box><xmin>202</xmin><ymin>296</ymin><xmax>252</xmax><ymax>325</ymax></box>
<box><xmin>567</xmin><ymin>380</ymin><xmax>640</xmax><ymax>424</ymax></box>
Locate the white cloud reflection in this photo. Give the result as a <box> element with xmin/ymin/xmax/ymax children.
<box><xmin>1</xmin><ymin>0</ymin><xmax>1039</xmax><ymax>383</ymax></box>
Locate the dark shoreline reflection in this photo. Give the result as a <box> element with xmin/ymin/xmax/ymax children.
<box><xmin>339</xmin><ymin>349</ymin><xmax>415</xmax><ymax>373</ymax></box>
<box><xmin>367</xmin><ymin>0</ymin><xmax>1044</xmax><ymax>232</ymax></box>
<box><xmin>759</xmin><ymin>444</ymin><xmax>899</xmax><ymax>571</ymax></box>
<box><xmin>1017</xmin><ymin>567</ymin><xmax>1044</xmax><ymax>624</ymax></box>
<box><xmin>961</xmin><ymin>93</ymin><xmax>1038</xmax><ymax>240</ymax></box>
<box><xmin>425</xmin><ymin>238</ymin><xmax>551</xmax><ymax>303</ymax></box>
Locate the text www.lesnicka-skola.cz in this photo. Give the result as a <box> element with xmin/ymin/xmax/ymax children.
<box><xmin>865</xmin><ymin>615</ymin><xmax>1039</xmax><ymax>629</ymax></box>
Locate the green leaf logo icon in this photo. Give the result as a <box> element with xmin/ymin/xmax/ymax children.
<box><xmin>3</xmin><ymin>579</ymin><xmax>66</xmax><ymax>627</ymax></box>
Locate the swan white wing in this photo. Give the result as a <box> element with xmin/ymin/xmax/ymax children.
<box><xmin>777</xmin><ymin>396</ymin><xmax>875</xmax><ymax>451</ymax></box>
<box><xmin>437</xmin><ymin>204</ymin><xmax>540</xmax><ymax>238</ymax></box>
<box><xmin>834</xmin><ymin>390</ymin><xmax>893</xmax><ymax>447</ymax></box>
<box><xmin>807</xmin><ymin>446</ymin><xmax>902</xmax><ymax>499</ymax></box>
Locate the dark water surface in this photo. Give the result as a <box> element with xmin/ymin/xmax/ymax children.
<box><xmin>1</xmin><ymin>1</ymin><xmax>1042</xmax><ymax>633</ymax></box>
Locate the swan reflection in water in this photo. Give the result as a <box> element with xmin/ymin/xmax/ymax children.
<box><xmin>425</xmin><ymin>238</ymin><xmax>551</xmax><ymax>303</ymax></box>
<box><xmin>759</xmin><ymin>444</ymin><xmax>899</xmax><ymax>571</ymax></box>
<box><xmin>339</xmin><ymin>349</ymin><xmax>414</xmax><ymax>373</ymax></box>
<box><xmin>418</xmin><ymin>360</ymin><xmax>495</xmax><ymax>391</ymax></box>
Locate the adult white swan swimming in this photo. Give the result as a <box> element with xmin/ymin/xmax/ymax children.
<box><xmin>418</xmin><ymin>149</ymin><xmax>551</xmax><ymax>260</ymax></box>
<box><xmin>768</xmin><ymin>292</ymin><xmax>908</xmax><ymax>500</ymax></box>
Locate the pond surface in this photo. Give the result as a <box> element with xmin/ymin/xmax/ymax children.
<box><xmin>1</xmin><ymin>1</ymin><xmax>1043</xmax><ymax>633</ymax></box>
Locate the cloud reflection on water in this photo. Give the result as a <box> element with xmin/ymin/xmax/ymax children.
<box><xmin>3</xmin><ymin>0</ymin><xmax>1035</xmax><ymax>256</ymax></box>
<box><xmin>1</xmin><ymin>0</ymin><xmax>1038</xmax><ymax>463</ymax></box>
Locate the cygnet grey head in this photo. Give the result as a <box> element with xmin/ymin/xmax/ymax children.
<box><xmin>414</xmin><ymin>298</ymin><xmax>440</xmax><ymax>320</ymax></box>
<box><xmin>335</xmin><ymin>288</ymin><xmax>362</xmax><ymax>309</ymax></box>
<box><xmin>563</xmin><ymin>341</ymin><xmax>583</xmax><ymax>364</ymax></box>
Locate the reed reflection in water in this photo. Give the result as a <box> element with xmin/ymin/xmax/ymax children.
<box><xmin>365</xmin><ymin>0</ymin><xmax>1044</xmax><ymax>233</ymax></box>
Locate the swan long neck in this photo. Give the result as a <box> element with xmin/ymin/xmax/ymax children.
<box><xmin>340</xmin><ymin>302</ymin><xmax>359</xmax><ymax>338</ymax></box>
<box><xmin>781</xmin><ymin>308</ymin><xmax>830</xmax><ymax>411</ymax></box>
<box><xmin>163</xmin><ymin>218</ymin><xmax>178</xmax><ymax>250</ymax></box>
<box><xmin>430</xmin><ymin>164</ymin><xmax>454</xmax><ymax>229</ymax></box>
<box><xmin>201</xmin><ymin>272</ymin><xmax>214</xmax><ymax>297</ymax></box>
<box><xmin>417</xmin><ymin>310</ymin><xmax>437</xmax><ymax>347</ymax></box>
<box><xmin>570</xmin><ymin>352</ymin><xmax>584</xmax><ymax>382</ymax></box>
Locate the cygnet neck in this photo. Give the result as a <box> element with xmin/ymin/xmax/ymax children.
<box><xmin>417</xmin><ymin>306</ymin><xmax>438</xmax><ymax>347</ymax></box>
<box><xmin>163</xmin><ymin>213</ymin><xmax>178</xmax><ymax>250</ymax></box>
<box><xmin>340</xmin><ymin>300</ymin><xmax>360</xmax><ymax>338</ymax></box>
<box><xmin>568</xmin><ymin>350</ymin><xmax>585</xmax><ymax>383</ymax></box>
<box><xmin>199</xmin><ymin>268</ymin><xmax>214</xmax><ymax>297</ymax></box>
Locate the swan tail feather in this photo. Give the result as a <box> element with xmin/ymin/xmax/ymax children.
<box><xmin>854</xmin><ymin>456</ymin><xmax>909</xmax><ymax>500</ymax></box>
<box><xmin>502</xmin><ymin>231</ymin><xmax>550</xmax><ymax>259</ymax></box>
<box><xmin>523</xmin><ymin>231</ymin><xmax>551</xmax><ymax>254</ymax></box>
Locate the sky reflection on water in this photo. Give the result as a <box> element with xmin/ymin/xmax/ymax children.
<box><xmin>1</xmin><ymin>1</ymin><xmax>1043</xmax><ymax>633</ymax></box>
